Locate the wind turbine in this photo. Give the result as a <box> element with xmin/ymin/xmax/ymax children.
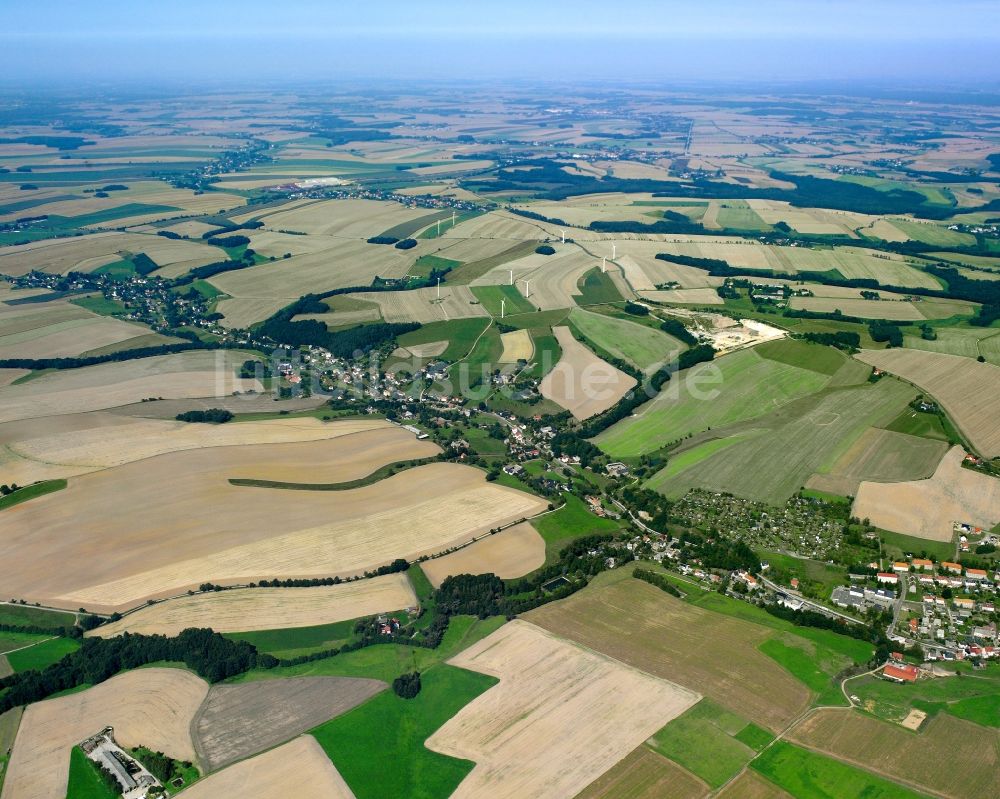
<box><xmin>501</xmin><ymin>298</ymin><xmax>506</xmax><ymax>319</ymax></box>
<box><xmin>560</xmin><ymin>229</ymin><xmax>566</xmax><ymax>243</ymax></box>
<box><xmin>509</xmin><ymin>269</ymin><xmax>514</xmax><ymax>285</ymax></box>
<box><xmin>612</xmin><ymin>243</ymin><xmax>617</xmax><ymax>259</ymax></box>
<box><xmin>437</xmin><ymin>277</ymin><xmax>441</xmax><ymax>299</ymax></box>
<box><xmin>602</xmin><ymin>257</ymin><xmax>606</xmax><ymax>274</ymax></box>
<box><xmin>523</xmin><ymin>279</ymin><xmax>531</xmax><ymax>298</ymax></box>
<box><xmin>436</xmin><ymin>219</ymin><xmax>441</xmax><ymax>236</ymax></box>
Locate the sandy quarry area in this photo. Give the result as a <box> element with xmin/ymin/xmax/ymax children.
<box><xmin>179</xmin><ymin>736</ymin><xmax>356</xmax><ymax>799</ymax></box>
<box><xmin>1</xmin><ymin>668</ymin><xmax>208</xmax><ymax>799</ymax></box>
<box><xmin>0</xmin><ymin>457</ymin><xmax>546</xmax><ymax>611</ymax></box>
<box><xmin>540</xmin><ymin>327</ymin><xmax>637</xmax><ymax>419</ymax></box>
<box><xmin>91</xmin><ymin>573</ymin><xmax>417</xmax><ymax>638</ymax></box>
<box><xmin>855</xmin><ymin>348</ymin><xmax>1000</xmax><ymax>457</ymax></box>
<box><xmin>419</xmin><ymin>523</ymin><xmax>546</xmax><ymax>587</ymax></box>
<box><xmin>426</xmin><ymin>620</ymin><xmax>699</xmax><ymax>799</ymax></box>
<box><xmin>852</xmin><ymin>446</ymin><xmax>1000</xmax><ymax>540</ymax></box>
<box><xmin>0</xmin><ymin>416</ymin><xmax>396</xmax><ymax>485</ymax></box>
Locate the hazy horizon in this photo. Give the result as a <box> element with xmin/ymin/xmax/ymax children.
<box><xmin>3</xmin><ymin>0</ymin><xmax>999</xmax><ymax>87</ymax></box>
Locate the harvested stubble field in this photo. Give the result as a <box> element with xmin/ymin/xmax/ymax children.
<box><xmin>574</xmin><ymin>746</ymin><xmax>709</xmax><ymax>799</ymax></box>
<box><xmin>473</xmin><ymin>247</ymin><xmax>596</xmax><ymax>311</ymax></box>
<box><xmin>0</xmin><ymin>231</ymin><xmax>225</xmax><ymax>276</ymax></box>
<box><xmin>902</xmin><ymin>327</ymin><xmax>1000</xmax><ymax>366</ymax></box>
<box><xmin>0</xmin><ymin>413</ymin><xmax>389</xmax><ymax>485</ymax></box>
<box><xmin>716</xmin><ymin>770</ymin><xmax>796</xmax><ymax>799</ymax></box>
<box><xmin>193</xmin><ymin>677</ymin><xmax>385</xmax><ymax>772</ymax></box>
<box><xmin>642</xmin><ymin>287</ymin><xmax>724</xmax><ymax>305</ymax></box>
<box><xmin>498</xmin><ymin>329</ymin><xmax>533</xmax><ymax>362</ymax></box>
<box><xmin>426</xmin><ymin>620</ymin><xmax>699</xmax><ymax>799</ymax></box>
<box><xmin>646</xmin><ymin>377</ymin><xmax>915</xmax><ymax>505</ymax></box>
<box><xmin>419</xmin><ymin>523</ymin><xmax>546</xmax><ymax>587</ymax></box>
<box><xmin>91</xmin><ymin>573</ymin><xmax>416</xmax><ymax>638</ymax></box>
<box><xmin>852</xmin><ymin>446</ymin><xmax>1000</xmax><ymax>540</ymax></box>
<box><xmin>596</xmin><ymin>347</ymin><xmax>831</xmax><ymax>457</ymax></box>
<box><xmin>789</xmin><ymin>708</ymin><xmax>998</xmax><ymax>799</ymax></box>
<box><xmin>1</xmin><ymin>457</ymin><xmax>545</xmax><ymax>611</ymax></box>
<box><xmin>255</xmin><ymin>198</ymin><xmax>433</xmax><ymax>238</ymax></box>
<box><xmin>540</xmin><ymin>326</ymin><xmax>636</xmax><ymax>419</ymax></box>
<box><xmin>525</xmin><ymin>571</ymin><xmax>812</xmax><ymax>731</ymax></box>
<box><xmin>788</xmin><ymin>296</ymin><xmax>975</xmax><ymax>320</ymax></box>
<box><xmin>0</xmin><ymin>351</ymin><xmax>260</xmax><ymax>424</ymax></box>
<box><xmin>805</xmin><ymin>426</ymin><xmax>949</xmax><ymax>497</ymax></box>
<box><xmin>352</xmin><ymin>285</ymin><xmax>488</xmax><ymax>324</ymax></box>
<box><xmin>179</xmin><ymin>736</ymin><xmax>356</xmax><ymax>799</ymax></box>
<box><xmin>856</xmin><ymin>348</ymin><xmax>1000</xmax><ymax>457</ymax></box>
<box><xmin>215</xmin><ymin>296</ymin><xmax>293</xmax><ymax>329</ymax></box>
<box><xmin>1</xmin><ymin>668</ymin><xmax>207</xmax><ymax>799</ymax></box>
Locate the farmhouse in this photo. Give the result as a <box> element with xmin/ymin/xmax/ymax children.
<box><xmin>882</xmin><ymin>663</ymin><xmax>919</xmax><ymax>683</ymax></box>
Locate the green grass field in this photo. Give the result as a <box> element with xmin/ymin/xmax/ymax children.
<box><xmin>531</xmin><ymin>495</ymin><xmax>621</xmax><ymax>562</ymax></box>
<box><xmin>715</xmin><ymin>200</ymin><xmax>771</xmax><ymax>232</ymax></box>
<box><xmin>568</xmin><ymin>308</ymin><xmax>685</xmax><ymax>372</ymax></box>
<box><xmin>888</xmin><ymin>220</ymin><xmax>976</xmax><ymax>247</ymax></box>
<box><xmin>596</xmin><ymin>348</ymin><xmax>831</xmax><ymax>457</ymax></box>
<box><xmin>0</xmin><ymin>480</ymin><xmax>67</xmax><ymax>511</ymax></box>
<box><xmin>0</xmin><ymin>604</ymin><xmax>75</xmax><ymax>628</ymax></box>
<box><xmin>397</xmin><ymin>317</ymin><xmax>490</xmax><ymax>362</ymax></box>
<box><xmin>755</xmin><ymin>339</ymin><xmax>846</xmax><ymax>376</ymax></box>
<box><xmin>445</xmin><ymin>240</ymin><xmax>539</xmax><ymax>283</ymax></box>
<box><xmin>883</xmin><ymin>407</ymin><xmax>952</xmax><ymax>441</ymax></box>
<box><xmin>0</xmin><ymin>631</ymin><xmax>53</xmax><ymax>655</ymax></box>
<box><xmin>311</xmin><ymin>664</ymin><xmax>495</xmax><ymax>799</ymax></box>
<box><xmin>644</xmin><ymin>376</ymin><xmax>915</xmax><ymax>504</ymax></box>
<box><xmin>6</xmin><ymin>636</ymin><xmax>80</xmax><ymax>672</ymax></box>
<box><xmin>573</xmin><ymin>267</ymin><xmax>623</xmax><ymax>305</ymax></box>
<box><xmin>470</xmin><ymin>284</ymin><xmax>535</xmax><ymax>316</ymax></box>
<box><xmin>410</xmin><ymin>254</ymin><xmax>462</xmax><ymax>279</ymax></box>
<box><xmin>450</xmin><ymin>325</ymin><xmax>502</xmax><ymax>389</ymax></box>
<box><xmin>70</xmin><ymin>295</ymin><xmax>129</xmax><ymax>317</ymax></box>
<box><xmin>902</xmin><ymin>327</ymin><xmax>1000</xmax><ymax>365</ymax></box>
<box><xmin>227</xmin><ymin>620</ymin><xmax>357</xmax><ymax>659</ymax></box>
<box><xmin>66</xmin><ymin>746</ymin><xmax>119</xmax><ymax>799</ymax></box>
<box><xmin>645</xmin><ymin>699</ymin><xmax>762</xmax><ymax>788</ymax></box>
<box><xmin>416</xmin><ymin>210</ymin><xmax>482</xmax><ymax>239</ymax></box>
<box><xmin>648</xmin><ymin>432</ymin><xmax>762</xmax><ymax>484</ymax></box>
<box><xmin>751</xmin><ymin>740</ymin><xmax>931</xmax><ymax>799</ymax></box>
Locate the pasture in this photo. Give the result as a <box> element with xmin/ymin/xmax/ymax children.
<box><xmin>539</xmin><ymin>326</ymin><xmax>637</xmax><ymax>419</ymax></box>
<box><xmin>1</xmin><ymin>668</ymin><xmax>207</xmax><ymax>799</ymax></box>
<box><xmin>418</xmin><ymin>523</ymin><xmax>546</xmax><ymax>587</ymax></box>
<box><xmin>902</xmin><ymin>327</ymin><xmax>1000</xmax><ymax>366</ymax></box>
<box><xmin>596</xmin><ymin>347</ymin><xmax>832</xmax><ymax>457</ymax></box>
<box><xmin>856</xmin><ymin>348</ymin><xmax>1000</xmax><ymax>456</ymax></box>
<box><xmin>180</xmin><ymin>736</ymin><xmax>355</xmax><ymax>799</ymax></box>
<box><xmin>646</xmin><ymin>376</ymin><xmax>916</xmax><ymax>505</ymax></box>
<box><xmin>852</xmin><ymin>446</ymin><xmax>1000</xmax><ymax>540</ymax></box>
<box><xmin>91</xmin><ymin>573</ymin><xmax>417</xmax><ymax>638</ymax></box>
<box><xmin>426</xmin><ymin>620</ymin><xmax>699</xmax><ymax>799</ymax></box>
<box><xmin>568</xmin><ymin>308</ymin><xmax>686</xmax><ymax>372</ymax></box>
<box><xmin>525</xmin><ymin>570</ymin><xmax>812</xmax><ymax>731</ymax></box>
<box><xmin>790</xmin><ymin>709</ymin><xmax>997</xmax><ymax>799</ymax></box>
<box><xmin>0</xmin><ymin>459</ymin><xmax>546</xmax><ymax>611</ymax></box>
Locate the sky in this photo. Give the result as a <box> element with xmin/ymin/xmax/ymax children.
<box><xmin>2</xmin><ymin>0</ymin><xmax>998</xmax><ymax>87</ymax></box>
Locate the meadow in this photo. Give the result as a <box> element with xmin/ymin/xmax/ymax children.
<box><xmin>568</xmin><ymin>308</ymin><xmax>686</xmax><ymax>371</ymax></box>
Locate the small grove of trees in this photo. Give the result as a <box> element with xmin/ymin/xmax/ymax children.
<box><xmin>392</xmin><ymin>671</ymin><xmax>421</xmax><ymax>699</ymax></box>
<box><xmin>394</xmin><ymin>238</ymin><xmax>417</xmax><ymax>250</ymax></box>
<box><xmin>367</xmin><ymin>235</ymin><xmax>399</xmax><ymax>245</ymax></box>
<box><xmin>175</xmin><ymin>408</ymin><xmax>234</xmax><ymax>424</ymax></box>
<box><xmin>131</xmin><ymin>747</ymin><xmax>193</xmax><ymax>784</ymax></box>
<box><xmin>535</xmin><ymin>244</ymin><xmax>556</xmax><ymax>255</ymax></box>
<box><xmin>632</xmin><ymin>568</ymin><xmax>682</xmax><ymax>597</ymax></box>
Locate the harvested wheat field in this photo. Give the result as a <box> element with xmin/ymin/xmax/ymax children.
<box><xmin>92</xmin><ymin>573</ymin><xmax>417</xmax><ymax>638</ymax></box>
<box><xmin>419</xmin><ymin>523</ymin><xmax>546</xmax><ymax>587</ymax></box>
<box><xmin>789</xmin><ymin>708</ymin><xmax>998</xmax><ymax>799</ymax></box>
<box><xmin>180</xmin><ymin>736</ymin><xmax>355</xmax><ymax>799</ymax></box>
<box><xmin>0</xmin><ymin>460</ymin><xmax>545</xmax><ymax>611</ymax></box>
<box><xmin>540</xmin><ymin>327</ymin><xmax>637</xmax><ymax>419</ymax></box>
<box><xmin>852</xmin><ymin>446</ymin><xmax>1000</xmax><ymax>539</ymax></box>
<box><xmin>574</xmin><ymin>746</ymin><xmax>709</xmax><ymax>799</ymax></box>
<box><xmin>806</xmin><ymin>426</ymin><xmax>948</xmax><ymax>497</ymax></box>
<box><xmin>526</xmin><ymin>570</ymin><xmax>811</xmax><ymax>731</ymax></box>
<box><xmin>855</xmin><ymin>349</ymin><xmax>1000</xmax><ymax>457</ymax></box>
<box><xmin>193</xmin><ymin>677</ymin><xmax>385</xmax><ymax>771</ymax></box>
<box><xmin>499</xmin><ymin>329</ymin><xmax>534</xmax><ymax>362</ymax></box>
<box><xmin>716</xmin><ymin>770</ymin><xmax>794</xmax><ymax>799</ymax></box>
<box><xmin>0</xmin><ymin>351</ymin><xmax>260</xmax><ymax>424</ymax></box>
<box><xmin>641</xmin><ymin>287</ymin><xmax>724</xmax><ymax>305</ymax></box>
<box><xmin>1</xmin><ymin>668</ymin><xmax>207</xmax><ymax>799</ymax></box>
<box><xmin>398</xmin><ymin>340</ymin><xmax>448</xmax><ymax>358</ymax></box>
<box><xmin>216</xmin><ymin>296</ymin><xmax>294</xmax><ymax>329</ymax></box>
<box><xmin>257</xmin><ymin>198</ymin><xmax>430</xmax><ymax>238</ymax></box>
<box><xmin>352</xmin><ymin>285</ymin><xmax>487</xmax><ymax>323</ymax></box>
<box><xmin>0</xmin><ymin>415</ymin><xmax>392</xmax><ymax>485</ymax></box>
<box><xmin>426</xmin><ymin>620</ymin><xmax>699</xmax><ymax>799</ymax></box>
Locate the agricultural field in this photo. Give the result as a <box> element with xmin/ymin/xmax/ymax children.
<box><xmin>568</xmin><ymin>308</ymin><xmax>686</xmax><ymax>372</ymax></box>
<box><xmin>789</xmin><ymin>709</ymin><xmax>997</xmax><ymax>799</ymax></box>
<box><xmin>852</xmin><ymin>446</ymin><xmax>1000</xmax><ymax>539</ymax></box>
<box><xmin>805</xmin><ymin>426</ymin><xmax>949</xmax><ymax>497</ymax></box>
<box><xmin>497</xmin><ymin>329</ymin><xmax>533</xmax><ymax>362</ymax></box>
<box><xmin>179</xmin><ymin>736</ymin><xmax>355</xmax><ymax>799</ymax></box>
<box><xmin>596</xmin><ymin>345</ymin><xmax>836</xmax><ymax>457</ymax></box>
<box><xmin>902</xmin><ymin>326</ymin><xmax>1000</xmax><ymax>365</ymax></box>
<box><xmin>0</xmin><ymin>415</ymin><xmax>392</xmax><ymax>485</ymax></box>
<box><xmin>352</xmin><ymin>285</ymin><xmax>488</xmax><ymax>323</ymax></box>
<box><xmin>574</xmin><ymin>746</ymin><xmax>708</xmax><ymax>799</ymax></box>
<box><xmin>1</xmin><ymin>668</ymin><xmax>207</xmax><ymax>799</ymax></box>
<box><xmin>0</xmin><ymin>350</ymin><xmax>260</xmax><ymax>424</ymax></box>
<box><xmin>471</xmin><ymin>247</ymin><xmax>598</xmax><ymax>311</ymax></box>
<box><xmin>539</xmin><ymin>326</ymin><xmax>637</xmax><ymax>419</ymax></box>
<box><xmin>856</xmin><ymin>348</ymin><xmax>1000</xmax><ymax>456</ymax></box>
<box><xmin>419</xmin><ymin>523</ymin><xmax>546</xmax><ymax>587</ymax></box>
<box><xmin>90</xmin><ymin>573</ymin><xmax>417</xmax><ymax>638</ymax></box>
<box><xmin>788</xmin><ymin>295</ymin><xmax>976</xmax><ymax>320</ymax></box>
<box><xmin>0</xmin><ymin>458</ymin><xmax>546</xmax><ymax>611</ymax></box>
<box><xmin>525</xmin><ymin>570</ymin><xmax>812</xmax><ymax>731</ymax></box>
<box><xmin>646</xmin><ymin>376</ymin><xmax>916</xmax><ymax>505</ymax></box>
<box><xmin>193</xmin><ymin>677</ymin><xmax>385</xmax><ymax>772</ymax></box>
<box><xmin>426</xmin><ymin>620</ymin><xmax>699</xmax><ymax>799</ymax></box>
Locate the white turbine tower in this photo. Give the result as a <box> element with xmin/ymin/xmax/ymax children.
<box><xmin>601</xmin><ymin>256</ymin><xmax>606</xmax><ymax>274</ymax></box>
<box><xmin>560</xmin><ymin>229</ymin><xmax>566</xmax><ymax>243</ymax></box>
<box><xmin>436</xmin><ymin>219</ymin><xmax>441</xmax><ymax>236</ymax></box>
<box><xmin>523</xmin><ymin>279</ymin><xmax>531</xmax><ymax>298</ymax></box>
<box><xmin>437</xmin><ymin>277</ymin><xmax>441</xmax><ymax>299</ymax></box>
<box><xmin>509</xmin><ymin>269</ymin><xmax>514</xmax><ymax>286</ymax></box>
<box><xmin>612</xmin><ymin>243</ymin><xmax>617</xmax><ymax>259</ymax></box>
<box><xmin>501</xmin><ymin>298</ymin><xmax>506</xmax><ymax>319</ymax></box>
<box><xmin>451</xmin><ymin>210</ymin><xmax>456</xmax><ymax>226</ymax></box>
